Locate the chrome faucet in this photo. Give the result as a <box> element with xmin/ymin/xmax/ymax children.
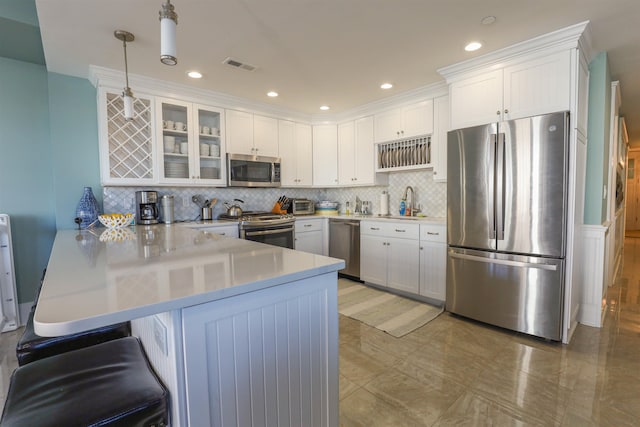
<box><xmin>402</xmin><ymin>186</ymin><xmax>415</xmax><ymax>216</ymax></box>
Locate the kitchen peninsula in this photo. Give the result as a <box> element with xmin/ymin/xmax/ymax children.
<box><xmin>34</xmin><ymin>225</ymin><xmax>344</xmax><ymax>427</ymax></box>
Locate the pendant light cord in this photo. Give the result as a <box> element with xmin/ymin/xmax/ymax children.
<box><xmin>122</xmin><ymin>38</ymin><xmax>130</xmax><ymax>90</ymax></box>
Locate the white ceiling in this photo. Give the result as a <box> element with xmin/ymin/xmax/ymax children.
<box><xmin>36</xmin><ymin>0</ymin><xmax>640</xmax><ymax>143</ymax></box>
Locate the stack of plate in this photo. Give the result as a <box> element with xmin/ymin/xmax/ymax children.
<box><xmin>165</xmin><ymin>161</ymin><xmax>188</xmax><ymax>178</ymax></box>
<box><xmin>200</xmin><ymin>167</ymin><xmax>219</xmax><ymax>179</ymax></box>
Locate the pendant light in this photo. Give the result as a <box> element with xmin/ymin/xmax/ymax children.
<box><xmin>114</xmin><ymin>30</ymin><xmax>135</xmax><ymax>121</ymax></box>
<box><xmin>159</xmin><ymin>0</ymin><xmax>178</xmax><ymax>65</ymax></box>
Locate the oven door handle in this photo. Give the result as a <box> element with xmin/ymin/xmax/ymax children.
<box><xmin>244</xmin><ymin>226</ymin><xmax>295</xmax><ymax>237</ymax></box>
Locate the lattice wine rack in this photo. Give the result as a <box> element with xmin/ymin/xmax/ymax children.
<box><xmin>106</xmin><ymin>92</ymin><xmax>154</xmax><ymax>180</ymax></box>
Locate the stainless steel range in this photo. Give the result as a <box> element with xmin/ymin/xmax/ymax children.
<box><xmin>219</xmin><ymin>211</ymin><xmax>295</xmax><ymax>249</ymax></box>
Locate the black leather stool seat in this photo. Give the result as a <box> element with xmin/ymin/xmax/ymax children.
<box><xmin>1</xmin><ymin>337</ymin><xmax>169</xmax><ymax>427</ymax></box>
<box><xmin>16</xmin><ymin>307</ymin><xmax>131</xmax><ymax>366</ymax></box>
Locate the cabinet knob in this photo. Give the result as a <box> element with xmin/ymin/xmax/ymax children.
<box><xmin>504</xmin><ymin>109</ymin><xmax>509</xmax><ymax>114</ymax></box>
<box><xmin>496</xmin><ymin>110</ymin><xmax>500</xmax><ymax>115</ymax></box>
<box><xmin>401</xmin><ymin>130</ymin><xmax>404</xmax><ymax>135</ymax></box>
<box><xmin>420</xmin><ymin>247</ymin><xmax>424</xmax><ymax>250</ymax></box>
<box><xmin>434</xmin><ymin>171</ymin><xmax>437</xmax><ymax>175</ymax></box>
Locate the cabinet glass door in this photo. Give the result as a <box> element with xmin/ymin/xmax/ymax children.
<box><xmin>160</xmin><ymin>100</ymin><xmax>191</xmax><ymax>181</ymax></box>
<box><xmin>195</xmin><ymin>107</ymin><xmax>223</xmax><ymax>182</ymax></box>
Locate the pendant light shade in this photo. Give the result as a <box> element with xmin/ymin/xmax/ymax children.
<box><xmin>159</xmin><ymin>0</ymin><xmax>178</xmax><ymax>65</ymax></box>
<box><xmin>123</xmin><ymin>88</ymin><xmax>134</xmax><ymax>120</ymax></box>
<box><xmin>114</xmin><ymin>30</ymin><xmax>135</xmax><ymax>121</ymax></box>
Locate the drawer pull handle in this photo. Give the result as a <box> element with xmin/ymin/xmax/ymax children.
<box><xmin>427</xmin><ymin>232</ymin><xmax>439</xmax><ymax>236</ymax></box>
<box><xmin>395</xmin><ymin>229</ymin><xmax>406</xmax><ymax>232</ymax></box>
<box><xmin>304</xmin><ymin>224</ymin><xmax>313</xmax><ymax>227</ymax></box>
<box><xmin>371</xmin><ymin>227</ymin><xmax>380</xmax><ymax>230</ymax></box>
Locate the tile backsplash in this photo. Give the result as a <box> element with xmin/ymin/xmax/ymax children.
<box><xmin>103</xmin><ymin>170</ymin><xmax>446</xmax><ymax>220</ymax></box>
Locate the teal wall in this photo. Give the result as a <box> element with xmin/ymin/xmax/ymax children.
<box><xmin>0</xmin><ymin>57</ymin><xmax>56</xmax><ymax>303</ymax></box>
<box><xmin>0</xmin><ymin>60</ymin><xmax>100</xmax><ymax>305</ymax></box>
<box><xmin>48</xmin><ymin>73</ymin><xmax>101</xmax><ymax>230</ymax></box>
<box><xmin>584</xmin><ymin>52</ymin><xmax>612</xmax><ymax>225</ymax></box>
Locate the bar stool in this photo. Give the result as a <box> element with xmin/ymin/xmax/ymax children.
<box><xmin>15</xmin><ymin>307</ymin><xmax>131</xmax><ymax>366</ymax></box>
<box><xmin>1</xmin><ymin>337</ymin><xmax>169</xmax><ymax>427</ymax></box>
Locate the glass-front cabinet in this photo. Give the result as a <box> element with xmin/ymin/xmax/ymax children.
<box><xmin>156</xmin><ymin>97</ymin><xmax>225</xmax><ymax>185</ymax></box>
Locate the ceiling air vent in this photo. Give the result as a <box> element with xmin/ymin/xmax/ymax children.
<box><xmin>223</xmin><ymin>57</ymin><xmax>257</xmax><ymax>72</ymax></box>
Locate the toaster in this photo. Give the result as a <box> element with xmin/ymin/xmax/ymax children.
<box><xmin>291</xmin><ymin>199</ymin><xmax>315</xmax><ymax>215</ymax></box>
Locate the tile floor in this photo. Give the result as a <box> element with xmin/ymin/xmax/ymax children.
<box><xmin>338</xmin><ymin>238</ymin><xmax>640</xmax><ymax>426</ymax></box>
<box><xmin>0</xmin><ymin>238</ymin><xmax>638</xmax><ymax>425</ymax></box>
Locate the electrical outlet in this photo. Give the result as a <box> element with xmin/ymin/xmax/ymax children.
<box><xmin>182</xmin><ymin>196</ymin><xmax>189</xmax><ymax>207</ymax></box>
<box><xmin>153</xmin><ymin>316</ymin><xmax>168</xmax><ymax>356</ymax></box>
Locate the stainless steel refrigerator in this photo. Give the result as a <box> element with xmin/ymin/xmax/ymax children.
<box><xmin>446</xmin><ymin>111</ymin><xmax>569</xmax><ymax>341</ymax></box>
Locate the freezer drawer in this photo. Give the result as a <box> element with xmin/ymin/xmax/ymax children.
<box><xmin>446</xmin><ymin>248</ymin><xmax>564</xmax><ymax>340</ymax></box>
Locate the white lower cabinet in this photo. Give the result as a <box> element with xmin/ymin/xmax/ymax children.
<box><xmin>295</xmin><ymin>218</ymin><xmax>325</xmax><ymax>255</ymax></box>
<box><xmin>360</xmin><ymin>221</ymin><xmax>420</xmax><ymax>294</ymax></box>
<box><xmin>419</xmin><ymin>224</ymin><xmax>446</xmax><ymax>302</ymax></box>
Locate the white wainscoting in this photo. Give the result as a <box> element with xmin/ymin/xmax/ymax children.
<box><xmin>578</xmin><ymin>224</ymin><xmax>609</xmax><ymax>327</ymax></box>
<box><xmin>182</xmin><ymin>273</ymin><xmax>338</xmax><ymax>427</ymax></box>
<box><xmin>132</xmin><ymin>310</ymin><xmax>187</xmax><ymax>427</ymax></box>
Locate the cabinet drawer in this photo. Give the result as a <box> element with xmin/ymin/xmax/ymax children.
<box><xmin>200</xmin><ymin>225</ymin><xmax>239</xmax><ymax>238</ymax></box>
<box><xmin>295</xmin><ymin>219</ymin><xmax>324</xmax><ymax>233</ymax></box>
<box><xmin>420</xmin><ymin>224</ymin><xmax>446</xmax><ymax>243</ymax></box>
<box><xmin>361</xmin><ymin>221</ymin><xmax>419</xmax><ymax>239</ymax></box>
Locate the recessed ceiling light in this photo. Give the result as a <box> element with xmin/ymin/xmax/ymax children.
<box><xmin>465</xmin><ymin>42</ymin><xmax>482</xmax><ymax>52</ymax></box>
<box><xmin>481</xmin><ymin>16</ymin><xmax>496</xmax><ymax>25</ymax></box>
<box><xmin>267</xmin><ymin>91</ymin><xmax>278</xmax><ymax>97</ymax></box>
<box><xmin>380</xmin><ymin>83</ymin><xmax>393</xmax><ymax>90</ymax></box>
<box><xmin>187</xmin><ymin>71</ymin><xmax>202</xmax><ymax>79</ymax></box>
<box><xmin>320</xmin><ymin>105</ymin><xmax>330</xmax><ymax>111</ymax></box>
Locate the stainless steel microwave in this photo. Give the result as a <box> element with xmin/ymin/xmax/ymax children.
<box><xmin>227</xmin><ymin>153</ymin><xmax>281</xmax><ymax>187</ymax></box>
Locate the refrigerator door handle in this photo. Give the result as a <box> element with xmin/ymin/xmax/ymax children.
<box><xmin>496</xmin><ymin>132</ymin><xmax>505</xmax><ymax>240</ymax></box>
<box><xmin>449</xmin><ymin>251</ymin><xmax>558</xmax><ymax>271</ymax></box>
<box><xmin>489</xmin><ymin>133</ymin><xmax>497</xmax><ymax>240</ymax></box>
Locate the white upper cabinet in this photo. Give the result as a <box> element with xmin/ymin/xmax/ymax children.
<box><xmin>502</xmin><ymin>50</ymin><xmax>571</xmax><ymax>121</ymax></box>
<box><xmin>99</xmin><ymin>88</ymin><xmax>156</xmax><ymax>186</ymax></box>
<box><xmin>253</xmin><ymin>114</ymin><xmax>279</xmax><ymax>157</ymax></box>
<box><xmin>374</xmin><ymin>100</ymin><xmax>434</xmax><ymax>143</ymax></box>
<box><xmin>337</xmin><ymin>121</ymin><xmax>356</xmax><ymax>186</ymax></box>
<box><xmin>279</xmin><ymin>120</ymin><xmax>312</xmax><ymax>187</ymax></box>
<box><xmin>226</xmin><ymin>110</ymin><xmax>279</xmax><ymax>157</ymax></box>
<box><xmin>449</xmin><ymin>69</ymin><xmax>503</xmax><ymax>129</ymax></box>
<box><xmin>432</xmin><ymin>95</ymin><xmax>449</xmax><ymax>182</ymax></box>
<box><xmin>312</xmin><ymin>124</ymin><xmax>338</xmax><ymax>186</ymax></box>
<box><xmin>156</xmin><ymin>97</ymin><xmax>225</xmax><ymax>186</ymax></box>
<box><xmin>449</xmin><ymin>50</ymin><xmax>572</xmax><ymax>129</ymax></box>
<box><xmin>338</xmin><ymin>116</ymin><xmax>387</xmax><ymax>186</ymax></box>
<box><xmin>225</xmin><ymin>110</ymin><xmax>253</xmax><ymax>154</ymax></box>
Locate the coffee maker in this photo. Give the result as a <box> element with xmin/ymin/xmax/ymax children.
<box><xmin>135</xmin><ymin>191</ymin><xmax>159</xmax><ymax>225</ymax></box>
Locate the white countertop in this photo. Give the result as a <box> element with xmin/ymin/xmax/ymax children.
<box><xmin>34</xmin><ymin>226</ymin><xmax>344</xmax><ymax>336</ymax></box>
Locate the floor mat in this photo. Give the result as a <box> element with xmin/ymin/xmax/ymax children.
<box><xmin>338</xmin><ymin>279</ymin><xmax>443</xmax><ymax>337</ymax></box>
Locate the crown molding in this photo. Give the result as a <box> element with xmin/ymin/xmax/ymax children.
<box><xmin>438</xmin><ymin>21</ymin><xmax>590</xmax><ymax>82</ymax></box>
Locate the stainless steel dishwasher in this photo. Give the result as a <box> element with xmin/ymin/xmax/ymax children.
<box><xmin>329</xmin><ymin>219</ymin><xmax>360</xmax><ymax>280</ymax></box>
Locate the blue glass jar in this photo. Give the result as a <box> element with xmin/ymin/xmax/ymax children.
<box><xmin>75</xmin><ymin>187</ymin><xmax>100</xmax><ymax>229</ymax></box>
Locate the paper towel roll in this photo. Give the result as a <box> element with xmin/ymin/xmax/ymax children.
<box><xmin>380</xmin><ymin>191</ymin><xmax>389</xmax><ymax>216</ymax></box>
